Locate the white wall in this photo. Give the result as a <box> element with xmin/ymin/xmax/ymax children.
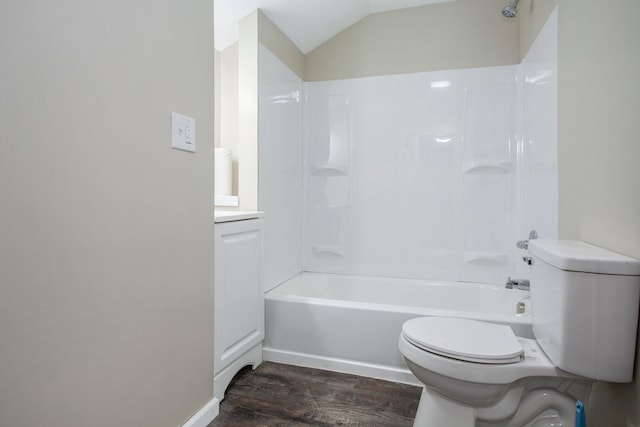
<box><xmin>0</xmin><ymin>1</ymin><xmax>215</xmax><ymax>426</ymax></box>
<box><xmin>258</xmin><ymin>45</ymin><xmax>304</xmax><ymax>291</ymax></box>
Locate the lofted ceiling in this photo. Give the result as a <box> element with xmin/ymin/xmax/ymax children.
<box><xmin>214</xmin><ymin>0</ymin><xmax>454</xmax><ymax>54</ymax></box>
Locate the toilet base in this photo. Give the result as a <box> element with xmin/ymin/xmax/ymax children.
<box><xmin>414</xmin><ymin>385</ymin><xmax>582</xmax><ymax>427</ymax></box>
<box><xmin>413</xmin><ymin>387</ymin><xmax>475</xmax><ymax>427</ymax></box>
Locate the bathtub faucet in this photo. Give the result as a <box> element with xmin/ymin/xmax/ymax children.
<box><xmin>505</xmin><ymin>277</ymin><xmax>530</xmax><ymax>291</ymax></box>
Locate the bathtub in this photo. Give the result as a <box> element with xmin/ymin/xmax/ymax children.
<box><xmin>263</xmin><ymin>272</ymin><xmax>532</xmax><ymax>385</ymax></box>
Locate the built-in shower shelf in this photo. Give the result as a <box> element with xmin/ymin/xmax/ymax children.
<box><xmin>463</xmin><ymin>251</ymin><xmax>508</xmax><ymax>265</ymax></box>
<box><xmin>311</xmin><ymin>164</ymin><xmax>350</xmax><ymax>176</ymax></box>
<box><xmin>463</xmin><ymin>161</ymin><xmax>511</xmax><ymax>175</ymax></box>
<box><xmin>311</xmin><ymin>245</ymin><xmax>347</xmax><ymax>257</ymax></box>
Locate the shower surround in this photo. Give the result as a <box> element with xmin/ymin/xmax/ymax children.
<box><xmin>305</xmin><ymin>66</ymin><xmax>521</xmax><ymax>285</ymax></box>
<box><xmin>258</xmin><ymin>9</ymin><xmax>557</xmax><ymax>289</ymax></box>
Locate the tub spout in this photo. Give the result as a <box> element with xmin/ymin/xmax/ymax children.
<box><xmin>505</xmin><ymin>277</ymin><xmax>530</xmax><ymax>291</ymax></box>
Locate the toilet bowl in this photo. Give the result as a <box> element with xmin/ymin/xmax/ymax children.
<box><xmin>399</xmin><ymin>317</ymin><xmax>590</xmax><ymax>426</ymax></box>
<box><xmin>399</xmin><ymin>240</ymin><xmax>640</xmax><ymax>427</ymax></box>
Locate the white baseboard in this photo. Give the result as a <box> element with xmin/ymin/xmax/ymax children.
<box><xmin>262</xmin><ymin>347</ymin><xmax>421</xmax><ymax>387</ymax></box>
<box><xmin>182</xmin><ymin>397</ymin><xmax>219</xmax><ymax>427</ymax></box>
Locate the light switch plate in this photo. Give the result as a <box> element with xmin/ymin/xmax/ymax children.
<box><xmin>171</xmin><ymin>112</ymin><xmax>196</xmax><ymax>153</ymax></box>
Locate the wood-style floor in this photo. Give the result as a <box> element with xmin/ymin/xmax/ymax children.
<box><xmin>209</xmin><ymin>361</ymin><xmax>422</xmax><ymax>426</ymax></box>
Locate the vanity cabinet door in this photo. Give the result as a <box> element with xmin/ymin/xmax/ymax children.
<box><xmin>214</xmin><ymin>218</ymin><xmax>264</xmax><ymax>375</ymax></box>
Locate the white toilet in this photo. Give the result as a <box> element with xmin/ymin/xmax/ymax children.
<box><xmin>399</xmin><ymin>240</ymin><xmax>640</xmax><ymax>427</ymax></box>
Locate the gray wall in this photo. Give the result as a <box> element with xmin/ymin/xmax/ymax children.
<box><xmin>258</xmin><ymin>11</ymin><xmax>306</xmax><ymax>80</ymax></box>
<box><xmin>518</xmin><ymin>0</ymin><xmax>558</xmax><ymax>60</ymax></box>
<box><xmin>304</xmin><ymin>0</ymin><xmax>559</xmax><ymax>82</ymax></box>
<box><xmin>0</xmin><ymin>1</ymin><xmax>215</xmax><ymax>426</ymax></box>
<box><xmin>558</xmin><ymin>0</ymin><xmax>640</xmax><ymax>424</ymax></box>
<box><xmin>305</xmin><ymin>0</ymin><xmax>520</xmax><ymax>81</ymax></box>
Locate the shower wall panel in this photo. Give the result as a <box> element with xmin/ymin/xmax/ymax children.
<box><xmin>258</xmin><ymin>45</ymin><xmax>303</xmax><ymax>291</ymax></box>
<box><xmin>303</xmin><ymin>66</ymin><xmax>521</xmax><ymax>284</ymax></box>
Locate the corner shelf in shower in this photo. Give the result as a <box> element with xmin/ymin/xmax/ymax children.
<box><xmin>310</xmin><ymin>164</ymin><xmax>350</xmax><ymax>176</ymax></box>
<box><xmin>462</xmin><ymin>161</ymin><xmax>511</xmax><ymax>175</ymax></box>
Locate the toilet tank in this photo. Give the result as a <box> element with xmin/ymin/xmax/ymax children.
<box><xmin>529</xmin><ymin>240</ymin><xmax>640</xmax><ymax>382</ymax></box>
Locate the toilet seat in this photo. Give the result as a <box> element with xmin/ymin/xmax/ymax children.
<box><xmin>402</xmin><ymin>317</ymin><xmax>523</xmax><ymax>364</ymax></box>
<box><xmin>399</xmin><ymin>317</ymin><xmax>561</xmax><ymax>385</ymax></box>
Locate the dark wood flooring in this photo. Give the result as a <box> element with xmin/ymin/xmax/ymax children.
<box><xmin>209</xmin><ymin>362</ymin><xmax>421</xmax><ymax>426</ymax></box>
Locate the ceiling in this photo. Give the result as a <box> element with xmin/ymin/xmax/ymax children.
<box><xmin>214</xmin><ymin>0</ymin><xmax>454</xmax><ymax>54</ymax></box>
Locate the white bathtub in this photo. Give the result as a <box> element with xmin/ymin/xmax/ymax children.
<box><xmin>263</xmin><ymin>272</ymin><xmax>532</xmax><ymax>385</ymax></box>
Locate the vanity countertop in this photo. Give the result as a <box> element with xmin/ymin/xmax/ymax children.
<box><xmin>214</xmin><ymin>210</ymin><xmax>264</xmax><ymax>223</ymax></box>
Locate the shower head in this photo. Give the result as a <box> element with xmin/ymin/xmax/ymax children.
<box><xmin>501</xmin><ymin>0</ymin><xmax>520</xmax><ymax>18</ymax></box>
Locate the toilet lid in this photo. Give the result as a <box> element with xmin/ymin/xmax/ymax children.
<box><xmin>402</xmin><ymin>317</ymin><xmax>523</xmax><ymax>364</ymax></box>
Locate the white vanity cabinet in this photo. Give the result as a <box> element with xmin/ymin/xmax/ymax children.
<box><xmin>213</xmin><ymin>211</ymin><xmax>264</xmax><ymax>401</ymax></box>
